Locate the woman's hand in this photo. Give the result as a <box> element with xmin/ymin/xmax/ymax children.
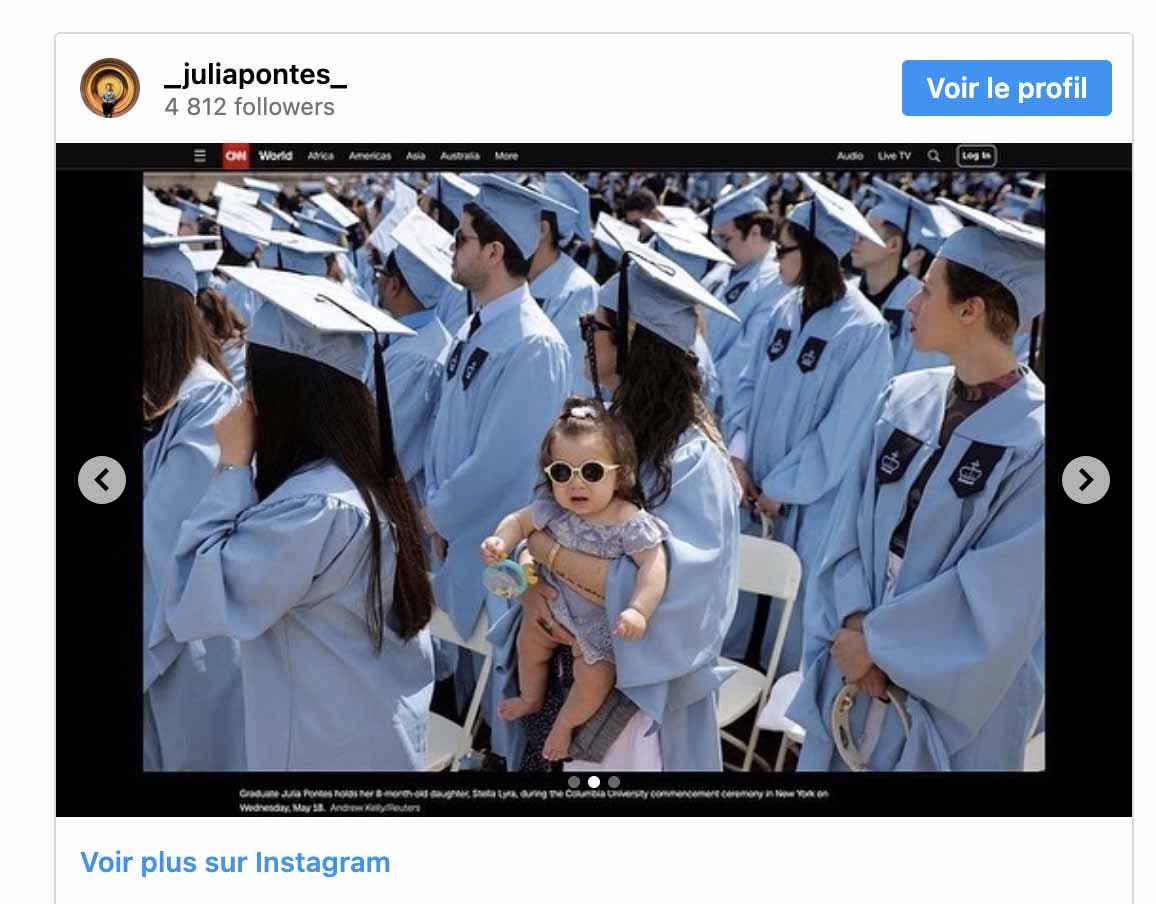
<box><xmin>214</xmin><ymin>400</ymin><xmax>256</xmax><ymax>467</ymax></box>
<box><xmin>831</xmin><ymin>628</ymin><xmax>875</xmax><ymax>684</ymax></box>
<box><xmin>755</xmin><ymin>495</ymin><xmax>783</xmax><ymax>517</ymax></box>
<box><xmin>519</xmin><ymin>580</ymin><xmax>576</xmax><ymax>647</ymax></box>
<box><xmin>480</xmin><ymin>536</ymin><xmax>507</xmax><ymax>565</ymax></box>
<box><xmin>731</xmin><ymin>457</ymin><xmax>759</xmax><ymax>505</ymax></box>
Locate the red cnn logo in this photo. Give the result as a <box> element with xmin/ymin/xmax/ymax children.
<box><xmin>222</xmin><ymin>144</ymin><xmax>250</xmax><ymax>169</ymax></box>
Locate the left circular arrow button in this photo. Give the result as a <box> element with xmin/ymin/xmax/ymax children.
<box><xmin>78</xmin><ymin>456</ymin><xmax>127</xmax><ymax>504</ymax></box>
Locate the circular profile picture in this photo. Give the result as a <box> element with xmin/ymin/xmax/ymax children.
<box><xmin>80</xmin><ymin>58</ymin><xmax>140</xmax><ymax>119</ymax></box>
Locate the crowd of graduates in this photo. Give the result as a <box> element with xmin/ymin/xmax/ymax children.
<box><xmin>141</xmin><ymin>167</ymin><xmax>1045</xmax><ymax>772</ymax></box>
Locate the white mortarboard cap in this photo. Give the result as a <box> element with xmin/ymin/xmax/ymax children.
<box><xmin>217</xmin><ymin>203</ymin><xmax>275</xmax><ymax>258</ymax></box>
<box><xmin>297</xmin><ymin>181</ymin><xmax>325</xmax><ymax>196</ymax></box>
<box><xmin>389</xmin><ymin>208</ymin><xmax>460</xmax><ymax>309</ymax></box>
<box><xmin>368</xmin><ymin>178</ymin><xmax>419</xmax><ymax>258</ymax></box>
<box><xmin>261</xmin><ymin>201</ymin><xmax>297</xmax><ymax>232</ymax></box>
<box><xmin>935</xmin><ymin>198</ymin><xmax>1046</xmax><ymax>328</ymax></box>
<box><xmin>307</xmin><ymin>192</ymin><xmax>360</xmax><ymax>230</ymax></box>
<box><xmin>468</xmin><ymin>174</ymin><xmax>578</xmax><ymax>260</ymax></box>
<box><xmin>788</xmin><ymin>173</ymin><xmax>884</xmax><ymax>258</ymax></box>
<box><xmin>542</xmin><ymin>172</ymin><xmax>593</xmax><ymax>243</ymax></box>
<box><xmin>644</xmin><ymin>218</ymin><xmax>733</xmax><ymax>278</ymax></box>
<box><xmin>596</xmin><ymin>231</ymin><xmax>739</xmax><ymax>358</ymax></box>
<box><xmin>1019</xmin><ymin>178</ymin><xmax>1045</xmax><ymax>193</ymax></box>
<box><xmin>174</xmin><ymin>197</ymin><xmax>211</xmax><ymax>224</ymax></box>
<box><xmin>243</xmin><ymin>177</ymin><xmax>283</xmax><ymax>205</ymax></box>
<box><xmin>908</xmin><ymin>198</ymin><xmax>962</xmax><ymax>254</ymax></box>
<box><xmin>994</xmin><ymin>193</ymin><xmax>1032</xmax><ymax>221</ymax></box>
<box><xmin>866</xmin><ymin>177</ymin><xmax>919</xmax><ymax>242</ymax></box>
<box><xmin>186</xmin><ymin>248</ymin><xmax>223</xmax><ymax>290</ymax></box>
<box><xmin>143</xmin><ymin>191</ymin><xmax>182</xmax><ymax>237</ymax></box>
<box><xmin>296</xmin><ymin>210</ymin><xmax>347</xmax><ymax>243</ymax></box>
<box><xmin>593</xmin><ymin>213</ymin><xmax>639</xmax><ymax>263</ymax></box>
<box><xmin>428</xmin><ymin>173</ymin><xmax>480</xmax><ymax>220</ymax></box>
<box><xmin>143</xmin><ymin>235</ymin><xmax>203</xmax><ymax>297</ymax></box>
<box><xmin>225</xmin><ymin>266</ymin><xmax>414</xmax><ymax>477</ymax></box>
<box><xmin>707</xmin><ymin>176</ymin><xmax>769</xmax><ymax>230</ymax></box>
<box><xmin>656</xmin><ymin>205</ymin><xmax>709</xmax><ymax>235</ymax></box>
<box><xmin>212</xmin><ymin>181</ymin><xmax>260</xmax><ymax>206</ymax></box>
<box><xmin>259</xmin><ymin>233</ymin><xmax>346</xmax><ymax>277</ymax></box>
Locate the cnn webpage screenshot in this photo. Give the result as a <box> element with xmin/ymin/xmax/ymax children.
<box><xmin>53</xmin><ymin>30</ymin><xmax>1130</xmax><ymax>847</ymax></box>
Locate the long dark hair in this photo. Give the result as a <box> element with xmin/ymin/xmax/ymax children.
<box><xmin>602</xmin><ymin>309</ymin><xmax>725</xmax><ymax>507</ymax></box>
<box><xmin>195</xmin><ymin>286</ymin><xmax>247</xmax><ymax>346</ymax></box>
<box><xmin>784</xmin><ymin>220</ymin><xmax>846</xmax><ymax>314</ymax></box>
<box><xmin>143</xmin><ymin>278</ymin><xmax>232</xmax><ymax>420</ymax></box>
<box><xmin>247</xmin><ymin>343</ymin><xmax>433</xmax><ymax>646</ymax></box>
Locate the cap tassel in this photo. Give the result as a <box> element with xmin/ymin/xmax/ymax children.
<box><xmin>615</xmin><ymin>257</ymin><xmax>631</xmax><ymax>376</ymax></box>
<box><xmin>467</xmin><ymin>290</ymin><xmax>474</xmax><ymax>316</ymax></box>
<box><xmin>372</xmin><ymin>336</ymin><xmax>400</xmax><ymax>479</ymax></box>
<box><xmin>315</xmin><ymin>291</ymin><xmax>400</xmax><ymax>479</ymax></box>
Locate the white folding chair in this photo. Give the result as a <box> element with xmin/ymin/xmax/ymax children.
<box><xmin>717</xmin><ymin>528</ymin><xmax>803</xmax><ymax>771</ymax></box>
<box><xmin>423</xmin><ymin>607</ymin><xmax>492</xmax><ymax>772</ymax></box>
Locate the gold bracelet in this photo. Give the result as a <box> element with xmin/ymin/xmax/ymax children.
<box><xmin>547</xmin><ymin>540</ymin><xmax>561</xmax><ymax>574</ymax></box>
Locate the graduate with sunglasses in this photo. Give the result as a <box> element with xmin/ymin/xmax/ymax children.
<box><xmin>722</xmin><ymin>174</ymin><xmax>894</xmax><ymax>677</ymax></box>
<box><xmin>481</xmin><ymin>399</ymin><xmax>669</xmax><ymax>762</ymax></box>
<box><xmin>487</xmin><ymin>232</ymin><xmax>742</xmax><ymax>771</ymax></box>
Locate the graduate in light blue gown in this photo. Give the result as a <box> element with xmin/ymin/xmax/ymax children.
<box><xmin>243</xmin><ymin>176</ymin><xmax>282</xmax><ymax>208</ymax></box>
<box><xmin>788</xmin><ymin>199</ymin><xmax>1046</xmax><ymax>771</ymax></box>
<box><xmin>374</xmin><ymin>208</ymin><xmax>456</xmax><ymax>505</ymax></box>
<box><xmin>643</xmin><ymin>217</ymin><xmax>737</xmax><ymax>415</ymax></box>
<box><xmin>155</xmin><ymin>267</ymin><xmax>436</xmax><ymax>770</ymax></box>
<box><xmin>425</xmin><ymin>174</ymin><xmax>482</xmax><ymax>336</ymax></box>
<box><xmin>722</xmin><ymin>174</ymin><xmax>894</xmax><ymax>675</ymax></box>
<box><xmin>187</xmin><ymin>242</ymin><xmax>250</xmax><ymax>394</ymax></box>
<box><xmin>703</xmin><ymin>177</ymin><xmax>790</xmax><ymax>418</ymax></box>
<box><xmin>216</xmin><ymin>205</ymin><xmax>273</xmax><ymax>326</ymax></box>
<box><xmin>529</xmin><ymin>173</ymin><xmax>600</xmax><ymax>395</ymax></box>
<box><xmin>423</xmin><ymin>175</ymin><xmax>572</xmax><ymax>641</ymax></box>
<box><xmin>141</xmin><ymin>237</ymin><xmax>245</xmax><ymax>771</ymax></box>
<box><xmin>853</xmin><ymin>178</ymin><xmax>953</xmax><ymax>376</ymax></box>
<box><xmin>488</xmin><ymin>232</ymin><xmax>742</xmax><ymax>771</ymax></box>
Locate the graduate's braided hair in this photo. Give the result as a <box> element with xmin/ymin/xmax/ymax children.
<box><xmin>247</xmin><ymin>343</ymin><xmax>434</xmax><ymax>647</ymax></box>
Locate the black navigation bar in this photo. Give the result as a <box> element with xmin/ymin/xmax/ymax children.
<box><xmin>56</xmin><ymin>143</ymin><xmax>1131</xmax><ymax>171</ymax></box>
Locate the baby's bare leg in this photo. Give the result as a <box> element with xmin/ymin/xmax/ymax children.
<box><xmin>497</xmin><ymin>621</ymin><xmax>558</xmax><ymax>720</ymax></box>
<box><xmin>542</xmin><ymin>657</ymin><xmax>616</xmax><ymax>760</ymax></box>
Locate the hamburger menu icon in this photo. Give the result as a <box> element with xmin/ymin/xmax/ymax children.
<box><xmin>80</xmin><ymin>58</ymin><xmax>140</xmax><ymax>118</ymax></box>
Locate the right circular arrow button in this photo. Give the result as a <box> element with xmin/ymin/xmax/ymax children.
<box><xmin>1061</xmin><ymin>456</ymin><xmax>1110</xmax><ymax>504</ymax></box>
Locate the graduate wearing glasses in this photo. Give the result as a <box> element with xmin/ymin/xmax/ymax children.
<box><xmin>154</xmin><ymin>268</ymin><xmax>436</xmax><ymax>770</ymax></box>
<box><xmin>787</xmin><ymin>201</ymin><xmax>1045</xmax><ymax>771</ymax></box>
<box><xmin>723</xmin><ymin>174</ymin><xmax>894</xmax><ymax>677</ymax></box>
<box><xmin>423</xmin><ymin>175</ymin><xmax>572</xmax><ymax>644</ymax></box>
<box><xmin>489</xmin><ymin>233</ymin><xmax>742</xmax><ymax>771</ymax></box>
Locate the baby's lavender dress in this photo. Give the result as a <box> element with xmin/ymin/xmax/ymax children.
<box><xmin>529</xmin><ymin>489</ymin><xmax>670</xmax><ymax>666</ymax></box>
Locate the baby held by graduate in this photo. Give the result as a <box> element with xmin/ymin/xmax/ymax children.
<box><xmin>480</xmin><ymin>398</ymin><xmax>669</xmax><ymax>761</ymax></box>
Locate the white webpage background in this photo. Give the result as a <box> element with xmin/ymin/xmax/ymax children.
<box><xmin>4</xmin><ymin>2</ymin><xmax>1144</xmax><ymax>901</ymax></box>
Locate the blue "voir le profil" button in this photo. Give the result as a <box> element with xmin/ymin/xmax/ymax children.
<box><xmin>902</xmin><ymin>60</ymin><xmax>1112</xmax><ymax>116</ymax></box>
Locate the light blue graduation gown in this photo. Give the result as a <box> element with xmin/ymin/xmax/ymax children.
<box><xmin>704</xmin><ymin>253</ymin><xmax>787</xmax><ymax>416</ymax></box>
<box><xmin>157</xmin><ymin>461</ymin><xmax>435</xmax><ymax>771</ymax></box>
<box><xmin>488</xmin><ymin>425</ymin><xmax>741</xmax><ymax>771</ymax></box>
<box><xmin>879</xmin><ymin>274</ymin><xmax>950</xmax><ymax>375</ymax></box>
<box><xmin>693</xmin><ymin>333</ymin><xmax>721</xmax><ymax>414</ymax></box>
<box><xmin>385</xmin><ymin>311</ymin><xmax>452</xmax><ymax>504</ymax></box>
<box><xmin>530</xmin><ymin>252</ymin><xmax>599</xmax><ymax>397</ymax></box>
<box><xmin>221</xmin><ymin>337</ymin><xmax>247</xmax><ymax>394</ymax></box>
<box><xmin>424</xmin><ymin>285</ymin><xmax>572</xmax><ymax>638</ymax></box>
<box><xmin>143</xmin><ymin>359</ymin><xmax>245</xmax><ymax>771</ymax></box>
<box><xmin>224</xmin><ymin>271</ymin><xmax>260</xmax><ymax>327</ymax></box>
<box><xmin>788</xmin><ymin>367</ymin><xmax>1045</xmax><ymax>770</ymax></box>
<box><xmin>435</xmin><ymin>284</ymin><xmax>470</xmax><ymax>339</ymax></box>
<box><xmin>722</xmin><ymin>286</ymin><xmax>894</xmax><ymax>673</ymax></box>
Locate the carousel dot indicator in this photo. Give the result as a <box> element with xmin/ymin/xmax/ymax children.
<box><xmin>567</xmin><ymin>776</ymin><xmax>580</xmax><ymax>789</ymax></box>
<box><xmin>587</xmin><ymin>776</ymin><xmax>601</xmax><ymax>789</ymax></box>
<box><xmin>608</xmin><ymin>776</ymin><xmax>621</xmax><ymax>789</ymax></box>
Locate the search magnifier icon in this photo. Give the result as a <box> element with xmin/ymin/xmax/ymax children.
<box><xmin>927</xmin><ymin>148</ymin><xmax>942</xmax><ymax>164</ymax></box>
